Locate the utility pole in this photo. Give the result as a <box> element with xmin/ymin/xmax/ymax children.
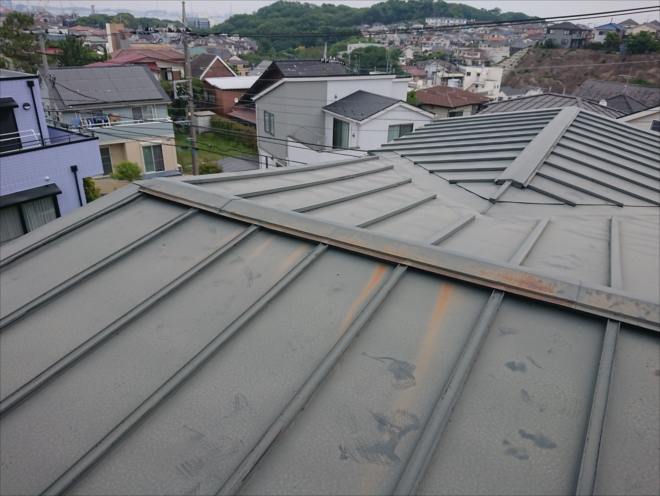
<box><xmin>182</xmin><ymin>1</ymin><xmax>198</xmax><ymax>175</ymax></box>
<box><xmin>38</xmin><ymin>31</ymin><xmax>50</xmax><ymax>80</ymax></box>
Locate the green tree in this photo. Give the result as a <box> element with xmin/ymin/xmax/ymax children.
<box><xmin>83</xmin><ymin>177</ymin><xmax>101</xmax><ymax>202</ymax></box>
<box><xmin>542</xmin><ymin>39</ymin><xmax>559</xmax><ymax>49</ymax></box>
<box><xmin>406</xmin><ymin>90</ymin><xmax>419</xmax><ymax>105</ymax></box>
<box><xmin>625</xmin><ymin>31</ymin><xmax>660</xmax><ymax>55</ymax></box>
<box><xmin>110</xmin><ymin>161</ymin><xmax>142</xmax><ymax>181</ymax></box>
<box><xmin>603</xmin><ymin>31</ymin><xmax>622</xmax><ymax>51</ymax></box>
<box><xmin>0</xmin><ymin>12</ymin><xmax>40</xmax><ymax>73</ymax></box>
<box><xmin>57</xmin><ymin>36</ymin><xmax>100</xmax><ymax>66</ymax></box>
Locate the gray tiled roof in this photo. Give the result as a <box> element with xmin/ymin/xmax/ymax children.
<box><xmin>323</xmin><ymin>90</ymin><xmax>400</xmax><ymax>121</ymax></box>
<box><xmin>189</xmin><ymin>53</ymin><xmax>219</xmax><ymax>78</ymax></box>
<box><xmin>605</xmin><ymin>93</ymin><xmax>649</xmax><ymax>114</ymax></box>
<box><xmin>480</xmin><ymin>93</ymin><xmax>626</xmax><ymax>118</ymax></box>
<box><xmin>275</xmin><ymin>59</ymin><xmax>348</xmax><ymax>77</ymax></box>
<box><xmin>572</xmin><ymin>79</ymin><xmax>660</xmax><ymax>109</ymax></box>
<box><xmin>44</xmin><ymin>65</ymin><xmax>170</xmax><ymax>108</ymax></box>
<box><xmin>0</xmin><ymin>109</ymin><xmax>658</xmax><ymax>496</ymax></box>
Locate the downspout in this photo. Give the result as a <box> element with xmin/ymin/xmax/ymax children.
<box><xmin>70</xmin><ymin>165</ymin><xmax>84</xmax><ymax>207</ymax></box>
<box><xmin>26</xmin><ymin>81</ymin><xmax>45</xmax><ymax>146</ymax></box>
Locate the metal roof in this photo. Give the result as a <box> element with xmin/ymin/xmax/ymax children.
<box><xmin>0</xmin><ymin>108</ymin><xmax>658</xmax><ymax>496</ymax></box>
<box><xmin>205</xmin><ymin>76</ymin><xmax>260</xmax><ymax>90</ymax></box>
<box><xmin>480</xmin><ymin>94</ymin><xmax>626</xmax><ymax>119</ymax></box>
<box><xmin>605</xmin><ymin>94</ymin><xmax>648</xmax><ymax>114</ymax></box>
<box><xmin>274</xmin><ymin>59</ymin><xmax>349</xmax><ymax>77</ymax></box>
<box><xmin>45</xmin><ymin>66</ymin><xmax>171</xmax><ymax>108</ymax></box>
<box><xmin>219</xmin><ymin>156</ymin><xmax>260</xmax><ymax>172</ymax></box>
<box><xmin>323</xmin><ymin>90</ymin><xmax>400</xmax><ymax>121</ymax></box>
<box><xmin>571</xmin><ymin>79</ymin><xmax>660</xmax><ymax>109</ymax></box>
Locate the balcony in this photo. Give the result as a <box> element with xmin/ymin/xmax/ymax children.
<box><xmin>49</xmin><ymin>117</ymin><xmax>176</xmax><ymax>144</ymax></box>
<box><xmin>0</xmin><ymin>126</ymin><xmax>95</xmax><ymax>156</ymax></box>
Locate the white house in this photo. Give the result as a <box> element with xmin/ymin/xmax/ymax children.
<box><xmin>252</xmin><ymin>75</ymin><xmax>433</xmax><ymax>167</ymax></box>
<box><xmin>458</xmin><ymin>65</ymin><xmax>503</xmax><ymax>100</ymax></box>
<box><xmin>617</xmin><ymin>107</ymin><xmax>660</xmax><ymax>133</ymax></box>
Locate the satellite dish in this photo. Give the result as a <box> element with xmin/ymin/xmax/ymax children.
<box><xmin>234</xmin><ymin>97</ymin><xmax>239</xmax><ymax>103</ymax></box>
<box><xmin>599</xmin><ymin>99</ymin><xmax>607</xmax><ymax>107</ymax></box>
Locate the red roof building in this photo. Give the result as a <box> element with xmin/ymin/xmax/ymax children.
<box><xmin>414</xmin><ymin>85</ymin><xmax>490</xmax><ymax>119</ymax></box>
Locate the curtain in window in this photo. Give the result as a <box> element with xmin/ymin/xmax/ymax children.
<box><xmin>143</xmin><ymin>146</ymin><xmax>155</xmax><ymax>173</ymax></box>
<box><xmin>143</xmin><ymin>106</ymin><xmax>154</xmax><ymax>121</ymax></box>
<box><xmin>21</xmin><ymin>197</ymin><xmax>56</xmax><ymax>232</ymax></box>
<box><xmin>400</xmin><ymin>124</ymin><xmax>413</xmax><ymax>136</ymax></box>
<box><xmin>388</xmin><ymin>125</ymin><xmax>400</xmax><ymax>142</ymax></box>
<box><xmin>0</xmin><ymin>205</ymin><xmax>25</xmax><ymax>245</ymax></box>
<box><xmin>333</xmin><ymin>119</ymin><xmax>349</xmax><ymax>148</ymax></box>
<box><xmin>152</xmin><ymin>145</ymin><xmax>165</xmax><ymax>171</ymax></box>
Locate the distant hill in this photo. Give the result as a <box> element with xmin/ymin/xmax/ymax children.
<box><xmin>212</xmin><ymin>0</ymin><xmax>531</xmax><ymax>53</ymax></box>
<box><xmin>503</xmin><ymin>48</ymin><xmax>660</xmax><ymax>95</ymax></box>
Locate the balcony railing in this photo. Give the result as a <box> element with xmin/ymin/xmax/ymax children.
<box><xmin>73</xmin><ymin>117</ymin><xmax>173</xmax><ymax>130</ymax></box>
<box><xmin>0</xmin><ymin>126</ymin><xmax>94</xmax><ymax>155</ymax></box>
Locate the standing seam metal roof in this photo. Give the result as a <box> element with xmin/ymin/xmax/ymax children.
<box><xmin>0</xmin><ymin>108</ymin><xmax>658</xmax><ymax>496</ymax></box>
<box><xmin>480</xmin><ymin>93</ymin><xmax>626</xmax><ymax>118</ymax></box>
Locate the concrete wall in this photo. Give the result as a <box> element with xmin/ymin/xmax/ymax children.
<box><xmin>0</xmin><ymin>136</ymin><xmax>103</xmax><ymax>215</ymax></box>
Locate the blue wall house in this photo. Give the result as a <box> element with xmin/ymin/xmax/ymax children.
<box><xmin>0</xmin><ymin>69</ymin><xmax>103</xmax><ymax>245</ymax></box>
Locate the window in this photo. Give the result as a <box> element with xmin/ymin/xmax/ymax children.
<box><xmin>332</xmin><ymin>119</ymin><xmax>349</xmax><ymax>148</ymax></box>
<box><xmin>0</xmin><ymin>105</ymin><xmax>21</xmax><ymax>153</ymax></box>
<box><xmin>0</xmin><ymin>196</ymin><xmax>58</xmax><ymax>245</ymax></box>
<box><xmin>142</xmin><ymin>144</ymin><xmax>165</xmax><ymax>173</ymax></box>
<box><xmin>143</xmin><ymin>106</ymin><xmax>154</xmax><ymax>121</ymax></box>
<box><xmin>161</xmin><ymin>69</ymin><xmax>173</xmax><ymax>81</ymax></box>
<box><xmin>598</xmin><ymin>31</ymin><xmax>604</xmax><ymax>35</ymax></box>
<box><xmin>561</xmin><ymin>38</ymin><xmax>568</xmax><ymax>45</ymax></box>
<box><xmin>100</xmin><ymin>147</ymin><xmax>113</xmax><ymax>175</ymax></box>
<box><xmin>208</xmin><ymin>93</ymin><xmax>216</xmax><ymax>103</ymax></box>
<box><xmin>132</xmin><ymin>107</ymin><xmax>143</xmax><ymax>122</ymax></box>
<box><xmin>263</xmin><ymin>110</ymin><xmax>274</xmax><ymax>135</ymax></box>
<box><xmin>549</xmin><ymin>29</ymin><xmax>555</xmax><ymax>34</ymax></box>
<box><xmin>564</xmin><ymin>30</ymin><xmax>571</xmax><ymax>35</ymax></box>
<box><xmin>448</xmin><ymin>110</ymin><xmax>464</xmax><ymax>117</ymax></box>
<box><xmin>466</xmin><ymin>72</ymin><xmax>471</xmax><ymax>76</ymax></box>
<box><xmin>651</xmin><ymin>120</ymin><xmax>660</xmax><ymax>132</ymax></box>
<box><xmin>387</xmin><ymin>123</ymin><xmax>413</xmax><ymax>142</ymax></box>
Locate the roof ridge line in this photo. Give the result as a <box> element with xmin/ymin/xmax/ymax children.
<box><xmin>495</xmin><ymin>106</ymin><xmax>579</xmax><ymax>188</ymax></box>
<box><xmin>138</xmin><ymin>178</ymin><xmax>659</xmax><ymax>331</ymax></box>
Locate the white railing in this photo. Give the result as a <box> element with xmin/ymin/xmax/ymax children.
<box><xmin>0</xmin><ymin>129</ymin><xmax>42</xmax><ymax>153</ymax></box>
<box><xmin>78</xmin><ymin>117</ymin><xmax>173</xmax><ymax>129</ymax></box>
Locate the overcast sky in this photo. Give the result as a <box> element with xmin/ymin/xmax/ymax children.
<box><xmin>66</xmin><ymin>0</ymin><xmax>660</xmax><ymax>26</ymax></box>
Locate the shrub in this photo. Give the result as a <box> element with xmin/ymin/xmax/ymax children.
<box><xmin>210</xmin><ymin>117</ymin><xmax>257</xmax><ymax>150</ymax></box>
<box><xmin>199</xmin><ymin>161</ymin><xmax>222</xmax><ymax>175</ymax></box>
<box><xmin>83</xmin><ymin>177</ymin><xmax>101</xmax><ymax>202</ymax></box>
<box><xmin>625</xmin><ymin>31</ymin><xmax>660</xmax><ymax>54</ymax></box>
<box><xmin>542</xmin><ymin>39</ymin><xmax>558</xmax><ymax>49</ymax></box>
<box><xmin>109</xmin><ymin>161</ymin><xmax>142</xmax><ymax>181</ymax></box>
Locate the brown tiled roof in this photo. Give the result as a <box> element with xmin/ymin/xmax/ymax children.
<box><xmin>415</xmin><ymin>86</ymin><xmax>490</xmax><ymax>108</ymax></box>
<box><xmin>110</xmin><ymin>48</ymin><xmax>185</xmax><ymax>63</ymax></box>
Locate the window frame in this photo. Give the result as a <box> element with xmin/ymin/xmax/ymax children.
<box><xmin>100</xmin><ymin>147</ymin><xmax>113</xmax><ymax>175</ymax></box>
<box><xmin>132</xmin><ymin>107</ymin><xmax>144</xmax><ymax>122</ymax></box>
<box><xmin>332</xmin><ymin>118</ymin><xmax>350</xmax><ymax>149</ymax></box>
<box><xmin>0</xmin><ymin>195</ymin><xmax>60</xmax><ymax>245</ymax></box>
<box><xmin>448</xmin><ymin>110</ymin><xmax>464</xmax><ymax>118</ymax></box>
<box><xmin>387</xmin><ymin>123</ymin><xmax>414</xmax><ymax>142</ymax></box>
<box><xmin>263</xmin><ymin>110</ymin><xmax>275</xmax><ymax>136</ymax></box>
<box><xmin>141</xmin><ymin>143</ymin><xmax>166</xmax><ymax>173</ymax></box>
<box><xmin>651</xmin><ymin>120</ymin><xmax>660</xmax><ymax>132</ymax></box>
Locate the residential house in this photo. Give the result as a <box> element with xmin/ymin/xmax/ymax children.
<box><xmin>231</xmin><ymin>59</ymin><xmax>349</xmax><ymax>127</ymax></box>
<box><xmin>227</xmin><ymin>56</ymin><xmax>251</xmax><ymax>76</ymax></box>
<box><xmin>497</xmin><ymin>86</ymin><xmax>543</xmax><ymax>101</ymax></box>
<box><xmin>109</xmin><ymin>48</ymin><xmax>186</xmax><ymax>81</ymax></box>
<box><xmin>0</xmin><ymin>69</ymin><xmax>103</xmax><ymax>245</ymax></box>
<box><xmin>509</xmin><ymin>38</ymin><xmax>533</xmax><ymax>55</ymax></box>
<box><xmin>203</xmin><ymin>76</ymin><xmax>259</xmax><ymax>117</ymax></box>
<box><xmin>402</xmin><ymin>66</ymin><xmax>427</xmax><ymax>88</ymax></box>
<box><xmin>593</xmin><ymin>23</ymin><xmax>628</xmax><ymax>44</ymax></box>
<box><xmin>544</xmin><ymin>22</ymin><xmax>589</xmax><ymax>48</ymax></box>
<box><xmin>190</xmin><ymin>53</ymin><xmax>236</xmax><ymax>79</ymax></box>
<box><xmin>624</xmin><ymin>22</ymin><xmax>660</xmax><ymax>38</ymax></box>
<box><xmin>617</xmin><ymin>106</ymin><xmax>660</xmax><ymax>132</ymax></box>
<box><xmin>459</xmin><ymin>65</ymin><xmax>503</xmax><ymax>100</ymax></box>
<box><xmin>40</xmin><ymin>66</ymin><xmax>179</xmax><ymax>178</ymax></box>
<box><xmin>252</xmin><ymin>75</ymin><xmax>432</xmax><ymax>166</ymax></box>
<box><xmin>571</xmin><ymin>79</ymin><xmax>660</xmax><ymax>110</ymax></box>
<box><xmin>2</xmin><ymin>108</ymin><xmax>657</xmax><ymax>496</ymax></box>
<box><xmin>619</xmin><ymin>18</ymin><xmax>639</xmax><ymax>28</ymax></box>
<box><xmin>479</xmin><ymin>93</ymin><xmax>626</xmax><ymax>119</ymax></box>
<box><xmin>414</xmin><ymin>85</ymin><xmax>489</xmax><ymax>119</ymax></box>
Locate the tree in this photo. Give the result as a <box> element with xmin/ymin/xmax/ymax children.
<box><xmin>57</xmin><ymin>36</ymin><xmax>99</xmax><ymax>66</ymax></box>
<box><xmin>406</xmin><ymin>90</ymin><xmax>419</xmax><ymax>105</ymax></box>
<box><xmin>542</xmin><ymin>39</ymin><xmax>559</xmax><ymax>49</ymax></box>
<box><xmin>110</xmin><ymin>161</ymin><xmax>142</xmax><ymax>181</ymax></box>
<box><xmin>83</xmin><ymin>177</ymin><xmax>101</xmax><ymax>202</ymax></box>
<box><xmin>603</xmin><ymin>31</ymin><xmax>622</xmax><ymax>51</ymax></box>
<box><xmin>0</xmin><ymin>12</ymin><xmax>40</xmax><ymax>73</ymax></box>
<box><xmin>625</xmin><ymin>31</ymin><xmax>660</xmax><ymax>55</ymax></box>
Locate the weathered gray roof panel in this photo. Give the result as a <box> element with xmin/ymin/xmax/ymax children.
<box><xmin>0</xmin><ymin>108</ymin><xmax>658</xmax><ymax>496</ymax></box>
<box><xmin>323</xmin><ymin>90</ymin><xmax>400</xmax><ymax>121</ymax></box>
